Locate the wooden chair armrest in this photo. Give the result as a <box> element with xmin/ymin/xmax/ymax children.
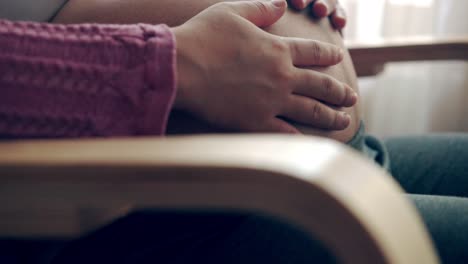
<box><xmin>0</xmin><ymin>135</ymin><xmax>438</xmax><ymax>263</ymax></box>
<box><xmin>347</xmin><ymin>37</ymin><xmax>468</xmax><ymax>77</ymax></box>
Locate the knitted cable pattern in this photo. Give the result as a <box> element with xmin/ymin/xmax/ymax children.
<box><xmin>0</xmin><ymin>19</ymin><xmax>176</xmax><ymax>138</ymax></box>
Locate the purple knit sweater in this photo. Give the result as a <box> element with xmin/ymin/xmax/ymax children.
<box><xmin>0</xmin><ymin>19</ymin><xmax>177</xmax><ymax>138</ymax></box>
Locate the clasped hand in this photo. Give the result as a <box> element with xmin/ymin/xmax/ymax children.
<box><xmin>172</xmin><ymin>0</ymin><xmax>355</xmax><ymax>133</ymax></box>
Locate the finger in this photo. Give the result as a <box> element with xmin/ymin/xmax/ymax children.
<box><xmin>330</xmin><ymin>4</ymin><xmax>347</xmax><ymax>29</ymax></box>
<box><xmin>260</xmin><ymin>118</ymin><xmax>301</xmax><ymax>134</ymax></box>
<box><xmin>311</xmin><ymin>0</ymin><xmax>337</xmax><ymax>18</ymax></box>
<box><xmin>282</xmin><ymin>95</ymin><xmax>351</xmax><ymax>130</ymax></box>
<box><xmin>228</xmin><ymin>0</ymin><xmax>287</xmax><ymax>28</ymax></box>
<box><xmin>285</xmin><ymin>38</ymin><xmax>344</xmax><ymax>66</ymax></box>
<box><xmin>293</xmin><ymin>69</ymin><xmax>357</xmax><ymax>107</ymax></box>
<box><xmin>290</xmin><ymin>0</ymin><xmax>313</xmax><ymax>10</ymax></box>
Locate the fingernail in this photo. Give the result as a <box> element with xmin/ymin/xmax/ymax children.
<box><xmin>341</xmin><ymin>113</ymin><xmax>350</xmax><ymax>128</ymax></box>
<box><xmin>348</xmin><ymin>89</ymin><xmax>358</xmax><ymax>104</ymax></box>
<box><xmin>314</xmin><ymin>1</ymin><xmax>328</xmax><ymax>17</ymax></box>
<box><xmin>342</xmin><ymin>84</ymin><xmax>357</xmax><ymax>106</ymax></box>
<box><xmin>321</xmin><ymin>0</ymin><xmax>329</xmax><ymax>11</ymax></box>
<box><xmin>334</xmin><ymin>16</ymin><xmax>346</xmax><ymax>28</ymax></box>
<box><xmin>272</xmin><ymin>0</ymin><xmax>286</xmax><ymax>8</ymax></box>
<box><xmin>337</xmin><ymin>48</ymin><xmax>344</xmax><ymax>61</ymax></box>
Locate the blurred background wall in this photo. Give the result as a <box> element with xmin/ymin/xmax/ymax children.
<box><xmin>341</xmin><ymin>0</ymin><xmax>468</xmax><ymax>137</ymax></box>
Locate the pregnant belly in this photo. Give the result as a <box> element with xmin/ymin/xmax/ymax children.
<box><xmin>168</xmin><ymin>9</ymin><xmax>361</xmax><ymax>143</ymax></box>
<box><xmin>268</xmin><ymin>9</ymin><xmax>361</xmax><ymax>142</ymax></box>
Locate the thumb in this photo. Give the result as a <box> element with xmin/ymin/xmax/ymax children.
<box><xmin>231</xmin><ymin>0</ymin><xmax>287</xmax><ymax>27</ymax></box>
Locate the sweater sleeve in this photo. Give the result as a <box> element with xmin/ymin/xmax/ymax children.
<box><xmin>0</xmin><ymin>19</ymin><xmax>177</xmax><ymax>138</ymax></box>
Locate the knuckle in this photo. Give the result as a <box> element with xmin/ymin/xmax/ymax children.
<box><xmin>311</xmin><ymin>41</ymin><xmax>322</xmax><ymax>63</ymax></box>
<box><xmin>312</xmin><ymin>103</ymin><xmax>322</xmax><ymax>121</ymax></box>
<box><xmin>331</xmin><ymin>112</ymin><xmax>341</xmax><ymax>129</ymax></box>
<box><xmin>269</xmin><ymin>59</ymin><xmax>292</xmax><ymax>81</ymax></box>
<box><xmin>276</xmin><ymin>69</ymin><xmax>294</xmax><ymax>91</ymax></box>
<box><xmin>213</xmin><ymin>2</ymin><xmax>231</xmax><ymax>11</ymax></box>
<box><xmin>341</xmin><ymin>85</ymin><xmax>351</xmax><ymax>105</ymax></box>
<box><xmin>321</xmin><ymin>76</ymin><xmax>334</xmax><ymax>98</ymax></box>
<box><xmin>270</xmin><ymin>38</ymin><xmax>289</xmax><ymax>55</ymax></box>
<box><xmin>213</xmin><ymin>3</ymin><xmax>240</xmax><ymax>18</ymax></box>
<box><xmin>279</xmin><ymin>67</ymin><xmax>293</xmax><ymax>80</ymax></box>
<box><xmin>252</xmin><ymin>2</ymin><xmax>270</xmax><ymax>16</ymax></box>
<box><xmin>290</xmin><ymin>40</ymin><xmax>301</xmax><ymax>59</ymax></box>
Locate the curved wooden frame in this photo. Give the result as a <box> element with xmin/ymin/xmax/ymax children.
<box><xmin>348</xmin><ymin>37</ymin><xmax>468</xmax><ymax>77</ymax></box>
<box><xmin>0</xmin><ymin>135</ymin><xmax>439</xmax><ymax>263</ymax></box>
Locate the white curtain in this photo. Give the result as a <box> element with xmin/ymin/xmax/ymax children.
<box><xmin>341</xmin><ymin>0</ymin><xmax>468</xmax><ymax>137</ymax></box>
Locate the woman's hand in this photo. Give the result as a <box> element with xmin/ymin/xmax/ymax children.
<box><xmin>172</xmin><ymin>0</ymin><xmax>357</xmax><ymax>133</ymax></box>
<box><xmin>289</xmin><ymin>0</ymin><xmax>347</xmax><ymax>29</ymax></box>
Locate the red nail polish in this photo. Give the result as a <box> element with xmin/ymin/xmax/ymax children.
<box><xmin>313</xmin><ymin>1</ymin><xmax>328</xmax><ymax>17</ymax></box>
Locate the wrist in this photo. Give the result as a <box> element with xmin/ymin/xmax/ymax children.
<box><xmin>172</xmin><ymin>24</ymin><xmax>206</xmax><ymax>113</ymax></box>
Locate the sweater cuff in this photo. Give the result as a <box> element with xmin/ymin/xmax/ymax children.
<box><xmin>139</xmin><ymin>24</ymin><xmax>177</xmax><ymax>136</ymax></box>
